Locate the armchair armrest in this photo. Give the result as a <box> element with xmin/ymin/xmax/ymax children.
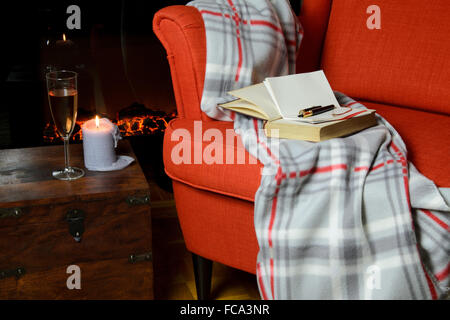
<box><xmin>153</xmin><ymin>6</ymin><xmax>212</xmax><ymax>121</ymax></box>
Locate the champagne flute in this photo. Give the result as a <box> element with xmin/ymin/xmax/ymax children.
<box><xmin>46</xmin><ymin>70</ymin><xmax>85</xmax><ymax>180</ymax></box>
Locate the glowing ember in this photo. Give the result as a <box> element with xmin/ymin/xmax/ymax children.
<box><xmin>43</xmin><ymin>121</ymin><xmax>84</xmax><ymax>143</ymax></box>
<box><xmin>43</xmin><ymin>108</ymin><xmax>176</xmax><ymax>143</ymax></box>
<box><xmin>117</xmin><ymin>116</ymin><xmax>170</xmax><ymax>136</ymax></box>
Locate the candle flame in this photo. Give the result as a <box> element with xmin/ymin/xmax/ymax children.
<box><xmin>62</xmin><ymin>33</ymin><xmax>66</xmax><ymax>41</ymax></box>
<box><xmin>95</xmin><ymin>115</ymin><xmax>99</xmax><ymax>128</ymax></box>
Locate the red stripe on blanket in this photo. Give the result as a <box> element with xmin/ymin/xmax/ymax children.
<box><xmin>390</xmin><ymin>142</ymin><xmax>411</xmax><ymax>210</ymax></box>
<box><xmin>371</xmin><ymin>162</ymin><xmax>386</xmax><ymax>171</ymax></box>
<box><xmin>200</xmin><ymin>10</ymin><xmax>227</xmax><ymax>17</ymax></box>
<box><xmin>266</xmin><ymin>169</ymin><xmax>283</xmax><ymax>300</ymax></box>
<box><xmin>269</xmin><ymin>186</ymin><xmax>279</xmax><ymax>248</ymax></box>
<box><xmin>257</xmin><ymin>262</ymin><xmax>269</xmax><ymax>300</ymax></box>
<box><xmin>250</xmin><ymin>20</ymin><xmax>283</xmax><ymax>33</ymax></box>
<box><xmin>354</xmin><ymin>163</ymin><xmax>384</xmax><ymax>172</ymax></box>
<box><xmin>286</xmin><ymin>39</ymin><xmax>297</xmax><ymax>47</ymax></box>
<box><xmin>253</xmin><ymin>118</ymin><xmax>259</xmax><ymax>139</ymax></box>
<box><xmin>261</xmin><ymin>140</ymin><xmax>280</xmax><ymax>164</ymax></box>
<box><xmin>270</xmin><ymin>258</ymin><xmax>275</xmax><ymax>299</ymax></box>
<box><xmin>435</xmin><ymin>263</ymin><xmax>450</xmax><ymax>281</ymax></box>
<box><xmin>300</xmin><ymin>164</ymin><xmax>347</xmax><ymax>177</ymax></box>
<box><xmin>253</xmin><ymin>117</ymin><xmax>281</xmax><ymax>300</ymax></box>
<box><xmin>235</xmin><ymin>36</ymin><xmax>243</xmax><ymax>82</ymax></box>
<box><xmin>344</xmin><ymin>101</ymin><xmax>359</xmax><ymax>108</ymax></box>
<box><xmin>420</xmin><ymin>209</ymin><xmax>449</xmax><ymax>230</ymax></box>
<box><xmin>341</xmin><ymin>109</ymin><xmax>367</xmax><ymax>120</ymax></box>
<box><xmin>391</xmin><ymin>141</ymin><xmax>438</xmax><ymax>300</ymax></box>
<box><xmin>354</xmin><ymin>159</ymin><xmax>395</xmax><ymax>173</ymax></box>
<box><xmin>421</xmin><ymin>260</ymin><xmax>438</xmax><ymax>300</ymax></box>
<box><xmin>226</xmin><ymin>0</ymin><xmax>244</xmax><ymax>82</ymax></box>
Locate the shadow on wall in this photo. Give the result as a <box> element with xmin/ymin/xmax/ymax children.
<box><xmin>89</xmin><ymin>0</ymin><xmax>191</xmax><ymax>118</ymax></box>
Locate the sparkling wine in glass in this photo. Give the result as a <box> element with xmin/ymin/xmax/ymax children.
<box><xmin>46</xmin><ymin>70</ymin><xmax>85</xmax><ymax>180</ymax></box>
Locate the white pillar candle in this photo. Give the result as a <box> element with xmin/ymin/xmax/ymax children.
<box><xmin>82</xmin><ymin>117</ymin><xmax>120</xmax><ymax>171</ymax></box>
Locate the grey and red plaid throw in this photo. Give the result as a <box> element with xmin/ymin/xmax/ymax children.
<box><xmin>188</xmin><ymin>0</ymin><xmax>450</xmax><ymax>299</ymax></box>
<box><xmin>188</xmin><ymin>0</ymin><xmax>302</xmax><ymax>121</ymax></box>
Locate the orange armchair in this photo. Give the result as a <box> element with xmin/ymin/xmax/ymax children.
<box><xmin>153</xmin><ymin>1</ymin><xmax>450</xmax><ymax>299</ymax></box>
<box><xmin>153</xmin><ymin>1</ymin><xmax>332</xmax><ymax>299</ymax></box>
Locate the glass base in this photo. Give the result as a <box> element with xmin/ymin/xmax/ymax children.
<box><xmin>52</xmin><ymin>167</ymin><xmax>85</xmax><ymax>181</ymax></box>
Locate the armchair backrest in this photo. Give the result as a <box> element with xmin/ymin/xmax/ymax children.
<box><xmin>153</xmin><ymin>1</ymin><xmax>332</xmax><ymax>121</ymax></box>
<box><xmin>155</xmin><ymin>1</ymin><xmax>450</xmax><ymax>120</ymax></box>
<box><xmin>322</xmin><ymin>0</ymin><xmax>450</xmax><ymax>115</ymax></box>
<box><xmin>153</xmin><ymin>6</ymin><xmax>211</xmax><ymax>121</ymax></box>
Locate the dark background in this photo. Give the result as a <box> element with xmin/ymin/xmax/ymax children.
<box><xmin>0</xmin><ymin>0</ymin><xmax>190</xmax><ymax>149</ymax></box>
<box><xmin>0</xmin><ymin>0</ymin><xmax>300</xmax><ymax>150</ymax></box>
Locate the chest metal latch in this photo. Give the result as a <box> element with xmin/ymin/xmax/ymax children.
<box><xmin>66</xmin><ymin>209</ymin><xmax>85</xmax><ymax>243</ymax></box>
<box><xmin>129</xmin><ymin>252</ymin><xmax>152</xmax><ymax>263</ymax></box>
<box><xmin>126</xmin><ymin>195</ymin><xmax>150</xmax><ymax>206</ymax></box>
<box><xmin>0</xmin><ymin>267</ymin><xmax>26</xmax><ymax>280</ymax></box>
<box><xmin>0</xmin><ymin>207</ymin><xmax>22</xmax><ymax>219</ymax></box>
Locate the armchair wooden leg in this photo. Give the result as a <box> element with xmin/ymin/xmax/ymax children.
<box><xmin>192</xmin><ymin>253</ymin><xmax>213</xmax><ymax>300</ymax></box>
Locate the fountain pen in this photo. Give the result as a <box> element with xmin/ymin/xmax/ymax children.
<box><xmin>298</xmin><ymin>105</ymin><xmax>335</xmax><ymax>118</ymax></box>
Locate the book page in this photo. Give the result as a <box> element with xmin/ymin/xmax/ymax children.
<box><xmin>228</xmin><ymin>83</ymin><xmax>281</xmax><ymax>121</ymax></box>
<box><xmin>265</xmin><ymin>70</ymin><xmax>341</xmax><ymax>119</ymax></box>
<box><xmin>220</xmin><ymin>99</ymin><xmax>270</xmax><ymax>120</ymax></box>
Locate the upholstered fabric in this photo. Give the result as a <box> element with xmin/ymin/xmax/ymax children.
<box><xmin>173</xmin><ymin>181</ymin><xmax>258</xmax><ymax>274</ymax></box>
<box><xmin>322</xmin><ymin>0</ymin><xmax>450</xmax><ymax>115</ymax></box>
<box><xmin>153</xmin><ymin>6</ymin><xmax>211</xmax><ymax>121</ymax></box>
<box><xmin>163</xmin><ymin>118</ymin><xmax>262</xmax><ymax>202</ymax></box>
<box><xmin>364</xmin><ymin>101</ymin><xmax>450</xmax><ymax>187</ymax></box>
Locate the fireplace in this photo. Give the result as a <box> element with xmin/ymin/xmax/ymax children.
<box><xmin>42</xmin><ymin>103</ymin><xmax>176</xmax><ymax>191</ymax></box>
<box><xmin>1</xmin><ymin>1</ymin><xmax>190</xmax><ymax>191</ymax></box>
<box><xmin>36</xmin><ymin>1</ymin><xmax>186</xmax><ymax>130</ymax></box>
<box><xmin>43</xmin><ymin>104</ymin><xmax>176</xmax><ymax>144</ymax></box>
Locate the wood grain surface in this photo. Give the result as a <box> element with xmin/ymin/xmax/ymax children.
<box><xmin>0</xmin><ymin>140</ymin><xmax>153</xmax><ymax>299</ymax></box>
<box><xmin>0</xmin><ymin>140</ymin><xmax>149</xmax><ymax>207</ymax></box>
<box><xmin>0</xmin><ymin>204</ymin><xmax>152</xmax><ymax>271</ymax></box>
<box><xmin>0</xmin><ymin>258</ymin><xmax>153</xmax><ymax>300</ymax></box>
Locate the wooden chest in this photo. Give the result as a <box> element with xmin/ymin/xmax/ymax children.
<box><xmin>0</xmin><ymin>141</ymin><xmax>153</xmax><ymax>299</ymax></box>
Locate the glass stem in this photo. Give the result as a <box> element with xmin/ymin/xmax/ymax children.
<box><xmin>63</xmin><ymin>137</ymin><xmax>70</xmax><ymax>171</ymax></box>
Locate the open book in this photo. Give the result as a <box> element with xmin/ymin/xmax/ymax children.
<box><xmin>219</xmin><ymin>71</ymin><xmax>377</xmax><ymax>141</ymax></box>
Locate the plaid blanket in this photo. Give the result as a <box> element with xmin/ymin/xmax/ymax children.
<box><xmin>188</xmin><ymin>0</ymin><xmax>450</xmax><ymax>299</ymax></box>
<box><xmin>188</xmin><ymin>0</ymin><xmax>302</xmax><ymax>121</ymax></box>
<box><xmin>236</xmin><ymin>99</ymin><xmax>450</xmax><ymax>299</ymax></box>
